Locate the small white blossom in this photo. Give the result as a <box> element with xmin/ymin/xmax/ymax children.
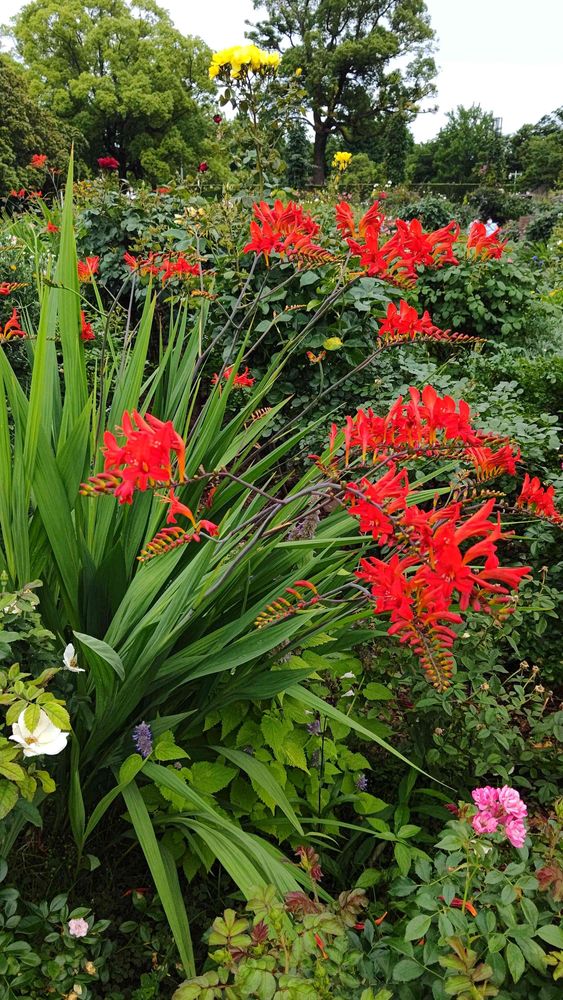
<box><xmin>342</xmin><ymin>689</ymin><xmax>355</xmax><ymax>698</ymax></box>
<box><xmin>10</xmin><ymin>708</ymin><xmax>68</xmax><ymax>757</ymax></box>
<box><xmin>341</xmin><ymin>671</ymin><xmax>355</xmax><ymax>679</ymax></box>
<box><xmin>63</xmin><ymin>643</ymin><xmax>84</xmax><ymax>672</ymax></box>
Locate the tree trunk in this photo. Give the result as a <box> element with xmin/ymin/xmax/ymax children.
<box><xmin>312</xmin><ymin>128</ymin><xmax>328</xmax><ymax>186</ymax></box>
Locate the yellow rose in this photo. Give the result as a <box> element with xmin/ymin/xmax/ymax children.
<box><xmin>295</xmin><ymin>67</ymin><xmax>302</xmax><ymax>76</ymax></box>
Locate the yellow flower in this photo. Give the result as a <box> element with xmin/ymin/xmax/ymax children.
<box><xmin>323</xmin><ymin>336</ymin><xmax>344</xmax><ymax>350</ymax></box>
<box><xmin>331</xmin><ymin>151</ymin><xmax>353</xmax><ymax>172</ymax></box>
<box><xmin>208</xmin><ymin>44</ymin><xmax>280</xmax><ymax>81</ymax></box>
<box><xmin>295</xmin><ymin>67</ymin><xmax>302</xmax><ymax>76</ymax></box>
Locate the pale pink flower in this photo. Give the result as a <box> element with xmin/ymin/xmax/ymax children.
<box><xmin>68</xmin><ymin>917</ymin><xmax>89</xmax><ymax>938</ymax></box>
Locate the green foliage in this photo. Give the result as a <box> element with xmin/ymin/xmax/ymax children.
<box><xmin>0</xmin><ymin>888</ymin><xmax>112</xmax><ymax>999</ymax></box>
<box><xmin>0</xmin><ymin>580</ymin><xmax>68</xmax><ymax>824</ymax></box>
<box><xmin>285</xmin><ymin>123</ymin><xmax>312</xmax><ymax>189</ymax></box>
<box><xmin>0</xmin><ymin>55</ymin><xmax>75</xmax><ymax>195</ymax></box>
<box><xmin>173</xmin><ymin>883</ymin><xmax>370</xmax><ymax>999</ymax></box>
<box><xmin>9</xmin><ymin>0</ymin><xmax>213</xmax><ymax>181</ymax></box>
<box><xmin>399</xmin><ymin>193</ymin><xmax>459</xmax><ymax>230</ymax></box>
<box><xmin>408</xmin><ymin>105</ymin><xmax>506</xmax><ymax>185</ymax></box>
<box><xmin>249</xmin><ymin>0</ymin><xmax>436</xmax><ymax>184</ymax></box>
<box><xmin>465</xmin><ymin>187</ymin><xmax>532</xmax><ymax>225</ymax></box>
<box><xmin>415</xmin><ymin>255</ymin><xmax>546</xmax><ymax>342</ymax></box>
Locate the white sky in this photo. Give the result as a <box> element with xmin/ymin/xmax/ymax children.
<box><xmin>2</xmin><ymin>0</ymin><xmax>562</xmax><ymax>141</ymax></box>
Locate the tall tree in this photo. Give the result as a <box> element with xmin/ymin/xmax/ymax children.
<box><xmin>509</xmin><ymin>108</ymin><xmax>563</xmax><ymax>190</ymax></box>
<box><xmin>409</xmin><ymin>105</ymin><xmax>506</xmax><ymax>186</ymax></box>
<box><xmin>249</xmin><ymin>0</ymin><xmax>436</xmax><ymax>185</ymax></box>
<box><xmin>9</xmin><ymin>0</ymin><xmax>213</xmax><ymax>181</ymax></box>
<box><xmin>0</xmin><ymin>54</ymin><xmax>78</xmax><ymax>194</ymax></box>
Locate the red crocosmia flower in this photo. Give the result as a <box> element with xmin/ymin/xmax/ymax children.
<box><xmin>376</xmin><ymin>300</ymin><xmax>479</xmax><ymax>345</ymax></box>
<box><xmin>123</xmin><ymin>251</ymin><xmax>160</xmax><ymax>277</ymax></box>
<box><xmin>339</xmin><ymin>201</ymin><xmax>460</xmax><ymax>285</ymax></box>
<box><xmin>0</xmin><ymin>282</ymin><xmax>25</xmax><ymax>296</ymax></box>
<box><xmin>9</xmin><ymin>189</ymin><xmax>26</xmax><ymax>198</ymax></box>
<box><xmin>30</xmin><ymin>153</ymin><xmax>47</xmax><ymax>168</ymax></box>
<box><xmin>46</xmin><ymin>221</ymin><xmax>59</xmax><ymax>234</ymax></box>
<box><xmin>439</xmin><ymin>896</ymin><xmax>477</xmax><ymax>917</ymax></box>
<box><xmin>243</xmin><ymin>199</ymin><xmax>322</xmax><ymax>262</ymax></box>
<box><xmin>99</xmin><ymin>410</ymin><xmax>186</xmax><ymax>504</ymax></box>
<box><xmin>212</xmin><ymin>365</ymin><xmax>255</xmax><ymax>388</ymax></box>
<box><xmin>159</xmin><ymin>254</ymin><xmax>201</xmax><ymax>282</ymax></box>
<box><xmin>156</xmin><ymin>186</ymin><xmax>171</xmax><ymax>194</ymax></box>
<box><xmin>197</xmin><ymin>519</ymin><xmax>219</xmax><ymax>536</ymax></box>
<box><xmin>29</xmin><ymin>190</ymin><xmax>42</xmax><ymax>199</ymax></box>
<box><xmin>306</xmin><ymin>350</ymin><xmax>326</xmax><ymax>363</ymax></box>
<box><xmin>516</xmin><ymin>473</ymin><xmax>562</xmax><ymax>525</ymax></box>
<box><xmin>0</xmin><ymin>308</ymin><xmax>27</xmax><ymax>340</ymax></box>
<box><xmin>160</xmin><ymin>488</ymin><xmax>197</xmax><ymax>527</ymax></box>
<box><xmin>77</xmin><ymin>256</ymin><xmax>100</xmax><ymax>282</ymax></box>
<box><xmin>97</xmin><ymin>155</ymin><xmax>120</xmax><ymax>171</ymax></box>
<box><xmin>467</xmin><ymin>221</ymin><xmax>507</xmax><ymax>260</ymax></box>
<box><xmin>465</xmin><ymin>444</ymin><xmax>520</xmax><ymax>481</ymax></box>
<box><xmin>373</xmin><ymin>912</ymin><xmax>388</xmax><ymax>926</ymax></box>
<box><xmin>197</xmin><ymin>161</ymin><xmax>209</xmax><ymax>173</ymax></box>
<box><xmin>334</xmin><ymin>390</ymin><xmax>531</xmax><ymax>691</ymax></box>
<box><xmin>80</xmin><ymin>311</ymin><xmax>95</xmax><ymax>341</ymax></box>
<box><xmin>213</xmin><ymin>114</ymin><xmax>222</xmax><ymax>124</ymax></box>
<box><xmin>314</xmin><ymin>933</ymin><xmax>328</xmax><ymax>959</ymax></box>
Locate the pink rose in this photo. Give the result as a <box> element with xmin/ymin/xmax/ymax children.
<box><xmin>472</xmin><ymin>812</ymin><xmax>498</xmax><ymax>835</ymax></box>
<box><xmin>68</xmin><ymin>917</ymin><xmax>89</xmax><ymax>938</ymax></box>
<box><xmin>504</xmin><ymin>818</ymin><xmax>527</xmax><ymax>848</ymax></box>
<box><xmin>472</xmin><ymin>786</ymin><xmax>498</xmax><ymax>810</ymax></box>
<box><xmin>498</xmin><ymin>786</ymin><xmax>527</xmax><ymax>818</ymax></box>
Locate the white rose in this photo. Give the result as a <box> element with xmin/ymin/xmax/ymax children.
<box><xmin>10</xmin><ymin>708</ymin><xmax>69</xmax><ymax>757</ymax></box>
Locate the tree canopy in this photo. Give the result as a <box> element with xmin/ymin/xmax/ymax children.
<box><xmin>9</xmin><ymin>0</ymin><xmax>213</xmax><ymax>182</ymax></box>
<box><xmin>249</xmin><ymin>0</ymin><xmax>436</xmax><ymax>184</ymax></box>
<box><xmin>408</xmin><ymin>105</ymin><xmax>506</xmax><ymax>186</ymax></box>
<box><xmin>0</xmin><ymin>54</ymin><xmax>77</xmax><ymax>194</ymax></box>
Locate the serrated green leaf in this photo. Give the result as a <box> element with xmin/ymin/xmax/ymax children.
<box><xmin>23</xmin><ymin>704</ymin><xmax>41</xmax><ymax>733</ymax></box>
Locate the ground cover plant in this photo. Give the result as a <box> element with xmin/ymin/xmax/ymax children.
<box><xmin>0</xmin><ymin>142</ymin><xmax>561</xmax><ymax>999</ymax></box>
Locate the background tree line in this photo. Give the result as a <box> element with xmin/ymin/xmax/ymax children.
<box><xmin>0</xmin><ymin>0</ymin><xmax>562</xmax><ymax>194</ymax></box>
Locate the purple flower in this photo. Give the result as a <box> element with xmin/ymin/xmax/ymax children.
<box><xmin>132</xmin><ymin>721</ymin><xmax>153</xmax><ymax>759</ymax></box>
<box><xmin>307</xmin><ymin>719</ymin><xmax>321</xmax><ymax>735</ymax></box>
<box><xmin>355</xmin><ymin>773</ymin><xmax>368</xmax><ymax>792</ymax></box>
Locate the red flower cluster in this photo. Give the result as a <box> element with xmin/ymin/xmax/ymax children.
<box><xmin>124</xmin><ymin>251</ymin><xmax>201</xmax><ymax>283</ymax></box>
<box><xmin>81</xmin><ymin>410</ymin><xmax>186</xmax><ymax>505</ymax></box>
<box><xmin>328</xmin><ymin>387</ymin><xmax>531</xmax><ymax>688</ymax></box>
<box><xmin>354</xmin><ymin>487</ymin><xmax>529</xmax><ymax>688</ymax></box>
<box><xmin>211</xmin><ymin>365</ymin><xmax>255</xmax><ymax>389</ymax></box>
<box><xmin>517</xmin><ymin>474</ymin><xmax>561</xmax><ymax>525</ymax></box>
<box><xmin>30</xmin><ymin>154</ymin><xmax>47</xmax><ymax>169</ymax></box>
<box><xmin>332</xmin><ymin>385</ymin><xmax>488</xmax><ymax>465</ymax></box>
<box><xmin>46</xmin><ymin>221</ymin><xmax>59</xmax><ymax>234</ymax></box>
<box><xmin>467</xmin><ymin>221</ymin><xmax>507</xmax><ymax>260</ymax></box>
<box><xmin>377</xmin><ymin>299</ymin><xmax>483</xmax><ymax>345</ymax></box>
<box><xmin>80</xmin><ymin>311</ymin><xmax>95</xmax><ymax>341</ymax></box>
<box><xmin>0</xmin><ymin>308</ymin><xmax>27</xmax><ymax>341</ymax></box>
<box><xmin>336</xmin><ymin>201</ymin><xmax>459</xmax><ymax>285</ymax></box>
<box><xmin>77</xmin><ymin>256</ymin><xmax>100</xmax><ymax>282</ymax></box>
<box><xmin>243</xmin><ymin>199</ymin><xmax>325</xmax><ymax>263</ymax></box>
<box><xmin>97</xmin><ymin>156</ymin><xmax>120</xmax><ymax>171</ymax></box>
<box><xmin>9</xmin><ymin>189</ymin><xmax>27</xmax><ymax>199</ymax></box>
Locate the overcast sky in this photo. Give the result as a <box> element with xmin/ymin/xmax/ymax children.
<box><xmin>2</xmin><ymin>0</ymin><xmax>562</xmax><ymax>141</ymax></box>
